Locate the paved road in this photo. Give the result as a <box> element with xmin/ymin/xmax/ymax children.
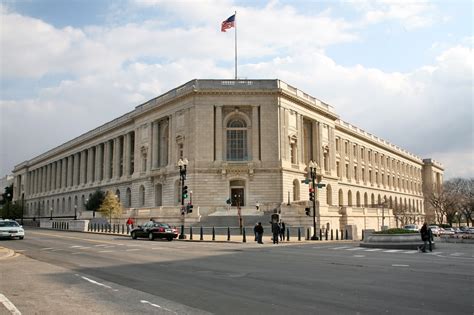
<box><xmin>1</xmin><ymin>228</ymin><xmax>473</xmax><ymax>314</ymax></box>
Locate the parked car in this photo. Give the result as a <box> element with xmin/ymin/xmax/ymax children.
<box><xmin>130</xmin><ymin>221</ymin><xmax>178</xmax><ymax>241</ymax></box>
<box><xmin>440</xmin><ymin>227</ymin><xmax>455</xmax><ymax>235</ymax></box>
<box><xmin>458</xmin><ymin>226</ymin><xmax>470</xmax><ymax>233</ymax></box>
<box><xmin>468</xmin><ymin>228</ymin><xmax>474</xmax><ymax>234</ymax></box>
<box><xmin>428</xmin><ymin>225</ymin><xmax>441</xmax><ymax>236</ymax></box>
<box><xmin>403</xmin><ymin>224</ymin><xmax>419</xmax><ymax>232</ymax></box>
<box><xmin>0</xmin><ymin>219</ymin><xmax>25</xmax><ymax>239</ymax></box>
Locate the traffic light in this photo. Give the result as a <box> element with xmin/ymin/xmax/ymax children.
<box><xmin>187</xmin><ymin>204</ymin><xmax>193</xmax><ymax>213</ymax></box>
<box><xmin>305</xmin><ymin>207</ymin><xmax>311</xmax><ymax>216</ymax></box>
<box><xmin>182</xmin><ymin>185</ymin><xmax>188</xmax><ymax>199</ymax></box>
<box><xmin>309</xmin><ymin>187</ymin><xmax>315</xmax><ymax>201</ymax></box>
<box><xmin>316</xmin><ymin>183</ymin><xmax>326</xmax><ymax>189</ymax></box>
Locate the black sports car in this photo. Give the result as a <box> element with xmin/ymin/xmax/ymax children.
<box><xmin>130</xmin><ymin>221</ymin><xmax>179</xmax><ymax>241</ymax></box>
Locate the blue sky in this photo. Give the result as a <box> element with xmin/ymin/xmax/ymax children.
<box><xmin>0</xmin><ymin>0</ymin><xmax>473</xmax><ymax>179</ymax></box>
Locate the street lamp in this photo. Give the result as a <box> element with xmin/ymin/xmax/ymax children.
<box><xmin>234</xmin><ymin>194</ymin><xmax>243</xmax><ymax>234</ymax></box>
<box><xmin>177</xmin><ymin>158</ymin><xmax>188</xmax><ymax>239</ymax></box>
<box><xmin>308</xmin><ymin>161</ymin><xmax>319</xmax><ymax>240</ymax></box>
<box><xmin>380</xmin><ymin>197</ymin><xmax>387</xmax><ymax>230</ymax></box>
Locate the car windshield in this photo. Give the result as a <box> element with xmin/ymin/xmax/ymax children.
<box><xmin>153</xmin><ymin>223</ymin><xmax>170</xmax><ymax>228</ymax></box>
<box><xmin>0</xmin><ymin>221</ymin><xmax>19</xmax><ymax>227</ymax></box>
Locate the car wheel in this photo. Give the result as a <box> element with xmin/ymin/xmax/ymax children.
<box><xmin>148</xmin><ymin>232</ymin><xmax>155</xmax><ymax>241</ymax></box>
<box><xmin>19</xmin><ymin>236</ymin><xmax>24</xmax><ymax>240</ymax></box>
<box><xmin>167</xmin><ymin>236</ymin><xmax>173</xmax><ymax>241</ymax></box>
<box><xmin>131</xmin><ymin>231</ymin><xmax>137</xmax><ymax>239</ymax></box>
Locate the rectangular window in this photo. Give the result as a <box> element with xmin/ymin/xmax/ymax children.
<box><xmin>336</xmin><ymin>161</ymin><xmax>340</xmax><ymax>177</ymax></box>
<box><xmin>345</xmin><ymin>164</ymin><xmax>349</xmax><ymax>179</ymax></box>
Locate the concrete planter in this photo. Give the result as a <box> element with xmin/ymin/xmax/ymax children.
<box><xmin>360</xmin><ymin>232</ymin><xmax>433</xmax><ymax>250</ymax></box>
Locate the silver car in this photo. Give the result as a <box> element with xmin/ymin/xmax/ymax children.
<box><xmin>403</xmin><ymin>224</ymin><xmax>419</xmax><ymax>232</ymax></box>
<box><xmin>0</xmin><ymin>219</ymin><xmax>25</xmax><ymax>239</ymax></box>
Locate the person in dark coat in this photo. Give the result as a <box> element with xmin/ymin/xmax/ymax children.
<box><xmin>419</xmin><ymin>223</ymin><xmax>429</xmax><ymax>252</ymax></box>
<box><xmin>255</xmin><ymin>222</ymin><xmax>264</xmax><ymax>244</ymax></box>
<box><xmin>279</xmin><ymin>221</ymin><xmax>286</xmax><ymax>241</ymax></box>
<box><xmin>272</xmin><ymin>223</ymin><xmax>280</xmax><ymax>244</ymax></box>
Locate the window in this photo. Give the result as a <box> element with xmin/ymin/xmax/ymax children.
<box><xmin>345</xmin><ymin>164</ymin><xmax>349</xmax><ymax>179</ymax></box>
<box><xmin>335</xmin><ymin>138</ymin><xmax>340</xmax><ymax>152</ymax></box>
<box><xmin>226</xmin><ymin>118</ymin><xmax>248</xmax><ymax>161</ymax></box>
<box><xmin>336</xmin><ymin>161</ymin><xmax>340</xmax><ymax>177</ymax></box>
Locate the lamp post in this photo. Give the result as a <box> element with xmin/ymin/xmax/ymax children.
<box><xmin>234</xmin><ymin>194</ymin><xmax>242</xmax><ymax>234</ymax></box>
<box><xmin>308</xmin><ymin>161</ymin><xmax>319</xmax><ymax>240</ymax></box>
<box><xmin>380</xmin><ymin>197</ymin><xmax>387</xmax><ymax>231</ymax></box>
<box><xmin>178</xmin><ymin>158</ymin><xmax>188</xmax><ymax>239</ymax></box>
<box><xmin>6</xmin><ymin>193</ymin><xmax>11</xmax><ymax>219</ymax></box>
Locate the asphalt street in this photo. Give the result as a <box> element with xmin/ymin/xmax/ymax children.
<box><xmin>0</xmin><ymin>228</ymin><xmax>473</xmax><ymax>314</ymax></box>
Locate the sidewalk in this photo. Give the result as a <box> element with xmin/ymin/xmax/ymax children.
<box><xmin>0</xmin><ymin>246</ymin><xmax>15</xmax><ymax>259</ymax></box>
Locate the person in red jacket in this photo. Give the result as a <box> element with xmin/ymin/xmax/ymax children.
<box><xmin>126</xmin><ymin>217</ymin><xmax>134</xmax><ymax>233</ymax></box>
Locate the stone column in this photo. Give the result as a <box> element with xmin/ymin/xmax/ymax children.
<box><xmin>123</xmin><ymin>133</ymin><xmax>131</xmax><ymax>177</ymax></box>
<box><xmin>74</xmin><ymin>153</ymin><xmax>80</xmax><ymax>186</ymax></box>
<box><xmin>86</xmin><ymin>148</ymin><xmax>93</xmax><ymax>184</ymax></box>
<box><xmin>297</xmin><ymin>113</ymin><xmax>304</xmax><ymax>165</ymax></box>
<box><xmin>328</xmin><ymin>126</ymin><xmax>336</xmax><ymax>174</ymax></box>
<box><xmin>67</xmin><ymin>156</ymin><xmax>73</xmax><ymax>187</ymax></box>
<box><xmin>80</xmin><ymin>150</ymin><xmax>86</xmax><ymax>185</ymax></box>
<box><xmin>151</xmin><ymin>121</ymin><xmax>158</xmax><ymax>169</ymax></box>
<box><xmin>104</xmin><ymin>140</ymin><xmax>112</xmax><ymax>180</ymax></box>
<box><xmin>280</xmin><ymin>107</ymin><xmax>287</xmax><ymax>161</ymax></box>
<box><xmin>318</xmin><ymin>123</ymin><xmax>324</xmax><ymax>168</ymax></box>
<box><xmin>114</xmin><ymin>137</ymin><xmax>121</xmax><ymax>178</ymax></box>
<box><xmin>95</xmin><ymin>144</ymin><xmax>102</xmax><ymax>181</ymax></box>
<box><xmin>147</xmin><ymin>123</ymin><xmax>153</xmax><ymax>172</ymax></box>
<box><xmin>45</xmin><ymin>164</ymin><xmax>50</xmax><ymax>192</ymax></box>
<box><xmin>251</xmin><ymin>105</ymin><xmax>259</xmax><ymax>162</ymax></box>
<box><xmin>42</xmin><ymin>167</ymin><xmax>46</xmax><ymax>192</ymax></box>
<box><xmin>215</xmin><ymin>106</ymin><xmax>223</xmax><ymax>161</ymax></box>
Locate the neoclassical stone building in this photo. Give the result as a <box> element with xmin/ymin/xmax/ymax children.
<box><xmin>12</xmin><ymin>79</ymin><xmax>443</xmax><ymax>232</ymax></box>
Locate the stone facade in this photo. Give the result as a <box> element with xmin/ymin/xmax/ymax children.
<box><xmin>11</xmin><ymin>79</ymin><xmax>443</xmax><ymax>234</ymax></box>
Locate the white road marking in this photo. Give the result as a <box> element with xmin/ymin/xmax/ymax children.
<box><xmin>70</xmin><ymin>245</ymin><xmax>84</xmax><ymax>248</ymax></box>
<box><xmin>346</xmin><ymin>247</ymin><xmax>364</xmax><ymax>251</ymax></box>
<box><xmin>126</xmin><ymin>244</ymin><xmax>143</xmax><ymax>247</ymax></box>
<box><xmin>40</xmin><ymin>248</ymin><xmax>54</xmax><ymax>250</ymax></box>
<box><xmin>77</xmin><ymin>275</ymin><xmax>118</xmax><ymax>291</ymax></box>
<box><xmin>331</xmin><ymin>246</ymin><xmax>350</xmax><ymax>250</ymax></box>
<box><xmin>450</xmin><ymin>253</ymin><xmax>464</xmax><ymax>256</ymax></box>
<box><xmin>0</xmin><ymin>293</ymin><xmax>22</xmax><ymax>315</ymax></box>
<box><xmin>94</xmin><ymin>244</ymin><xmax>108</xmax><ymax>247</ymax></box>
<box><xmin>353</xmin><ymin>255</ymin><xmax>365</xmax><ymax>257</ymax></box>
<box><xmin>402</xmin><ymin>251</ymin><xmax>417</xmax><ymax>254</ymax></box>
<box><xmin>51</xmin><ymin>249</ymin><xmax>63</xmax><ymax>252</ymax></box>
<box><xmin>125</xmin><ymin>248</ymin><xmax>140</xmax><ymax>252</ymax></box>
<box><xmin>392</xmin><ymin>264</ymin><xmax>409</xmax><ymax>267</ymax></box>
<box><xmin>364</xmin><ymin>248</ymin><xmax>382</xmax><ymax>252</ymax></box>
<box><xmin>98</xmin><ymin>250</ymin><xmax>114</xmax><ymax>253</ymax></box>
<box><xmin>384</xmin><ymin>249</ymin><xmax>403</xmax><ymax>253</ymax></box>
<box><xmin>71</xmin><ymin>252</ymin><xmax>84</xmax><ymax>255</ymax></box>
<box><xmin>140</xmin><ymin>300</ymin><xmax>176</xmax><ymax>314</ymax></box>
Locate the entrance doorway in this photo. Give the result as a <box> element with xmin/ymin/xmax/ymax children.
<box><xmin>231</xmin><ymin>188</ymin><xmax>245</xmax><ymax>207</ymax></box>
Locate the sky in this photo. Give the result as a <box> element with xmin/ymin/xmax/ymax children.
<box><xmin>0</xmin><ymin>0</ymin><xmax>472</xmax><ymax>180</ymax></box>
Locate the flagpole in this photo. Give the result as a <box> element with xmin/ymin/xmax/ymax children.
<box><xmin>234</xmin><ymin>10</ymin><xmax>237</xmax><ymax>80</ymax></box>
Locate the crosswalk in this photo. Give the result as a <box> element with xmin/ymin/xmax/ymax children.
<box><xmin>314</xmin><ymin>245</ymin><xmax>471</xmax><ymax>258</ymax></box>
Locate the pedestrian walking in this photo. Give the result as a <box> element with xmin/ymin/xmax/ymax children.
<box><xmin>418</xmin><ymin>223</ymin><xmax>429</xmax><ymax>252</ymax></box>
<box><xmin>427</xmin><ymin>225</ymin><xmax>433</xmax><ymax>252</ymax></box>
<box><xmin>126</xmin><ymin>217</ymin><xmax>134</xmax><ymax>233</ymax></box>
<box><xmin>255</xmin><ymin>222</ymin><xmax>264</xmax><ymax>244</ymax></box>
<box><xmin>254</xmin><ymin>223</ymin><xmax>258</xmax><ymax>242</ymax></box>
<box><xmin>279</xmin><ymin>221</ymin><xmax>286</xmax><ymax>241</ymax></box>
<box><xmin>272</xmin><ymin>222</ymin><xmax>280</xmax><ymax>244</ymax></box>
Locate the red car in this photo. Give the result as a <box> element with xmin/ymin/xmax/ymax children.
<box><xmin>131</xmin><ymin>221</ymin><xmax>179</xmax><ymax>241</ymax></box>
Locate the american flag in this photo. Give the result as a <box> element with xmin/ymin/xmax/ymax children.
<box><xmin>221</xmin><ymin>14</ymin><xmax>235</xmax><ymax>32</ymax></box>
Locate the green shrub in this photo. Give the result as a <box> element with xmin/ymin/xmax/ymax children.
<box><xmin>373</xmin><ymin>228</ymin><xmax>418</xmax><ymax>234</ymax></box>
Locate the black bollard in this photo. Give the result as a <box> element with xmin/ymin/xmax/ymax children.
<box><xmin>243</xmin><ymin>227</ymin><xmax>246</xmax><ymax>243</ymax></box>
<box><xmin>361</xmin><ymin>230</ymin><xmax>364</xmax><ymax>241</ymax></box>
<box><xmin>345</xmin><ymin>229</ymin><xmax>348</xmax><ymax>240</ymax></box>
<box><xmin>336</xmin><ymin>229</ymin><xmax>339</xmax><ymax>240</ymax></box>
<box><xmin>320</xmin><ymin>229</ymin><xmax>323</xmax><ymax>241</ymax></box>
<box><xmin>287</xmin><ymin>227</ymin><xmax>290</xmax><ymax>241</ymax></box>
<box><xmin>325</xmin><ymin>229</ymin><xmax>328</xmax><ymax>241</ymax></box>
<box><xmin>190</xmin><ymin>226</ymin><xmax>193</xmax><ymax>240</ymax></box>
<box><xmin>179</xmin><ymin>224</ymin><xmax>185</xmax><ymax>239</ymax></box>
<box><xmin>227</xmin><ymin>227</ymin><xmax>231</xmax><ymax>241</ymax></box>
<box><xmin>331</xmin><ymin>229</ymin><xmax>334</xmax><ymax>240</ymax></box>
<box><xmin>306</xmin><ymin>228</ymin><xmax>310</xmax><ymax>240</ymax></box>
<box><xmin>212</xmin><ymin>227</ymin><xmax>215</xmax><ymax>241</ymax></box>
<box><xmin>298</xmin><ymin>227</ymin><xmax>301</xmax><ymax>241</ymax></box>
<box><xmin>340</xmin><ymin>230</ymin><xmax>343</xmax><ymax>240</ymax></box>
<box><xmin>200</xmin><ymin>226</ymin><xmax>203</xmax><ymax>241</ymax></box>
<box><xmin>113</xmin><ymin>224</ymin><xmax>116</xmax><ymax>234</ymax></box>
<box><xmin>122</xmin><ymin>224</ymin><xmax>125</xmax><ymax>234</ymax></box>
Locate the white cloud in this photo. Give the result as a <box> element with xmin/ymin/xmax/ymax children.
<box><xmin>0</xmin><ymin>3</ymin><xmax>472</xmax><ymax>180</ymax></box>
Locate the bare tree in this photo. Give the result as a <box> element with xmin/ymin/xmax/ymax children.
<box><xmin>428</xmin><ymin>178</ymin><xmax>473</xmax><ymax>226</ymax></box>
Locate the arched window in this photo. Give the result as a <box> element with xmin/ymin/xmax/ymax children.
<box><xmin>155</xmin><ymin>184</ymin><xmax>163</xmax><ymax>206</ymax></box>
<box><xmin>356</xmin><ymin>192</ymin><xmax>361</xmax><ymax>207</ymax></box>
<box><xmin>139</xmin><ymin>185</ymin><xmax>145</xmax><ymax>207</ymax></box>
<box><xmin>371</xmin><ymin>194</ymin><xmax>375</xmax><ymax>207</ymax></box>
<box><xmin>338</xmin><ymin>189</ymin><xmax>344</xmax><ymax>206</ymax></box>
<box><xmin>226</xmin><ymin>118</ymin><xmax>248</xmax><ymax>161</ymax></box>
<box><xmin>126</xmin><ymin>188</ymin><xmax>132</xmax><ymax>208</ymax></box>
<box><xmin>325</xmin><ymin>184</ymin><xmax>332</xmax><ymax>205</ymax></box>
<box><xmin>364</xmin><ymin>193</ymin><xmax>368</xmax><ymax>207</ymax></box>
<box><xmin>116</xmin><ymin>189</ymin><xmax>121</xmax><ymax>203</ymax></box>
<box><xmin>292</xmin><ymin>179</ymin><xmax>300</xmax><ymax>201</ymax></box>
<box><xmin>348</xmin><ymin>190</ymin><xmax>352</xmax><ymax>206</ymax></box>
